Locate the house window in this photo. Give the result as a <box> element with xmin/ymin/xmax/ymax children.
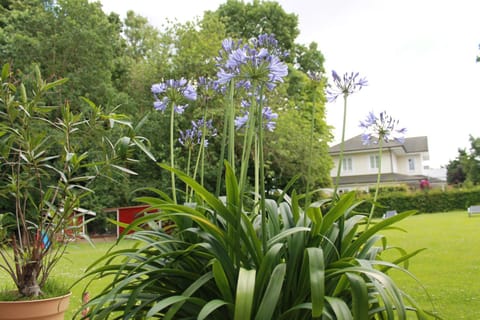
<box><xmin>369</xmin><ymin>155</ymin><xmax>379</xmax><ymax>169</ymax></box>
<box><xmin>342</xmin><ymin>157</ymin><xmax>352</xmax><ymax>171</ymax></box>
<box><xmin>408</xmin><ymin>158</ymin><xmax>415</xmax><ymax>171</ymax></box>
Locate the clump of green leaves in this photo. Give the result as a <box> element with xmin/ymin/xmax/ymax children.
<box><xmin>0</xmin><ymin>63</ymin><xmax>152</xmax><ymax>298</ymax></box>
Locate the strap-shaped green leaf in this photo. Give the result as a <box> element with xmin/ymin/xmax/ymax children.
<box><xmin>198</xmin><ymin>299</ymin><xmax>231</xmax><ymax>320</ymax></box>
<box><xmin>346</xmin><ymin>272</ymin><xmax>369</xmax><ymax>320</ymax></box>
<box><xmin>255</xmin><ymin>263</ymin><xmax>286</xmax><ymax>320</ymax></box>
<box><xmin>234</xmin><ymin>268</ymin><xmax>256</xmax><ymax>320</ymax></box>
<box><xmin>307</xmin><ymin>247</ymin><xmax>325</xmax><ymax>317</ymax></box>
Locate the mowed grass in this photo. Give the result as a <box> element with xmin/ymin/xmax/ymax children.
<box><xmin>381</xmin><ymin>210</ymin><xmax>480</xmax><ymax>319</ymax></box>
<box><xmin>0</xmin><ymin>211</ymin><xmax>479</xmax><ymax>319</ymax></box>
<box><xmin>0</xmin><ymin>238</ymin><xmax>134</xmax><ymax>319</ymax></box>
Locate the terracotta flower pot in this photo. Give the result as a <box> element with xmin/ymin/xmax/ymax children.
<box><xmin>0</xmin><ymin>292</ymin><xmax>71</xmax><ymax>320</ymax></box>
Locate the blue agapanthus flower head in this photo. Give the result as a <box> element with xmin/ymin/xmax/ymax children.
<box><xmin>360</xmin><ymin>110</ymin><xmax>406</xmax><ymax>145</ymax></box>
<box><xmin>179</xmin><ymin>117</ymin><xmax>217</xmax><ymax>148</ymax></box>
<box><xmin>235</xmin><ymin>105</ymin><xmax>278</xmax><ymax>132</ymax></box>
<box><xmin>216</xmin><ymin>34</ymin><xmax>288</xmax><ymax>90</ymax></box>
<box><xmin>151</xmin><ymin>78</ymin><xmax>197</xmax><ymax>113</ymax></box>
<box><xmin>327</xmin><ymin>70</ymin><xmax>368</xmax><ymax>103</ymax></box>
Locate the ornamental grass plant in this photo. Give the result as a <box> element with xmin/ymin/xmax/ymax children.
<box><xmin>80</xmin><ymin>34</ymin><xmax>438</xmax><ymax>319</ymax></box>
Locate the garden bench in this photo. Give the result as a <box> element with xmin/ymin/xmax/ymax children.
<box><xmin>382</xmin><ymin>210</ymin><xmax>397</xmax><ymax>219</ymax></box>
<box><xmin>467</xmin><ymin>205</ymin><xmax>480</xmax><ymax>217</ymax></box>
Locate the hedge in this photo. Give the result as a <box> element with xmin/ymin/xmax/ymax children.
<box><xmin>356</xmin><ymin>188</ymin><xmax>480</xmax><ymax>217</ymax></box>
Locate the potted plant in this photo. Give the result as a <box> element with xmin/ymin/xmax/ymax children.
<box><xmin>0</xmin><ymin>63</ymin><xmax>151</xmax><ymax>319</ymax></box>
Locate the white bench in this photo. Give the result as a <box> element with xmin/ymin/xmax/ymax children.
<box><xmin>468</xmin><ymin>205</ymin><xmax>480</xmax><ymax>217</ymax></box>
<box><xmin>382</xmin><ymin>210</ymin><xmax>397</xmax><ymax>219</ymax></box>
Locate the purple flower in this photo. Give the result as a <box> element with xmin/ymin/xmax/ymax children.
<box><xmin>215</xmin><ymin>34</ymin><xmax>288</xmax><ymax>90</ymax></box>
<box><xmin>153</xmin><ymin>97</ymin><xmax>169</xmax><ymax>112</ymax></box>
<box><xmin>179</xmin><ymin>118</ymin><xmax>217</xmax><ymax>148</ymax></box>
<box><xmin>151</xmin><ymin>78</ymin><xmax>197</xmax><ymax>113</ymax></box>
<box><xmin>235</xmin><ymin>114</ymin><xmax>249</xmax><ymax>130</ymax></box>
<box><xmin>360</xmin><ymin>111</ymin><xmax>406</xmax><ymax>145</ymax></box>
<box><xmin>307</xmin><ymin>70</ymin><xmax>322</xmax><ymax>81</ymax></box>
<box><xmin>268</xmin><ymin>55</ymin><xmax>288</xmax><ymax>83</ymax></box>
<box><xmin>327</xmin><ymin>70</ymin><xmax>368</xmax><ymax>103</ymax></box>
<box><xmin>235</xmin><ymin>106</ymin><xmax>278</xmax><ymax>132</ymax></box>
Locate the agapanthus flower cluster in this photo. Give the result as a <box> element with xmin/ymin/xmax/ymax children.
<box><xmin>151</xmin><ymin>78</ymin><xmax>197</xmax><ymax>113</ymax></box>
<box><xmin>306</xmin><ymin>70</ymin><xmax>323</xmax><ymax>82</ymax></box>
<box><xmin>179</xmin><ymin>118</ymin><xmax>217</xmax><ymax>148</ymax></box>
<box><xmin>216</xmin><ymin>34</ymin><xmax>288</xmax><ymax>90</ymax></box>
<box><xmin>327</xmin><ymin>70</ymin><xmax>368</xmax><ymax>102</ymax></box>
<box><xmin>197</xmin><ymin>76</ymin><xmax>220</xmax><ymax>99</ymax></box>
<box><xmin>235</xmin><ymin>103</ymin><xmax>278</xmax><ymax>132</ymax></box>
<box><xmin>359</xmin><ymin>111</ymin><xmax>407</xmax><ymax>145</ymax></box>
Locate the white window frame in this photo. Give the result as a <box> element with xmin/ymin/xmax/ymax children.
<box><xmin>408</xmin><ymin>158</ymin><xmax>415</xmax><ymax>171</ymax></box>
<box><xmin>369</xmin><ymin>155</ymin><xmax>379</xmax><ymax>170</ymax></box>
<box><xmin>342</xmin><ymin>157</ymin><xmax>352</xmax><ymax>172</ymax></box>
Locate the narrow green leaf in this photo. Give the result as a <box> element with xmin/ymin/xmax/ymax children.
<box><xmin>324</xmin><ymin>296</ymin><xmax>353</xmax><ymax>320</ymax></box>
<box><xmin>343</xmin><ymin>210</ymin><xmax>417</xmax><ymax>257</ymax></box>
<box><xmin>234</xmin><ymin>268</ymin><xmax>256</xmax><ymax>320</ymax></box>
<box><xmin>213</xmin><ymin>259</ymin><xmax>234</xmax><ymax>303</ymax></box>
<box><xmin>133</xmin><ymin>138</ymin><xmax>156</xmax><ymax>162</ymax></box>
<box><xmin>307</xmin><ymin>247</ymin><xmax>325</xmax><ymax>317</ymax></box>
<box><xmin>346</xmin><ymin>272</ymin><xmax>369</xmax><ymax>320</ymax></box>
<box><xmin>198</xmin><ymin>299</ymin><xmax>231</xmax><ymax>320</ymax></box>
<box><xmin>255</xmin><ymin>263</ymin><xmax>286</xmax><ymax>320</ymax></box>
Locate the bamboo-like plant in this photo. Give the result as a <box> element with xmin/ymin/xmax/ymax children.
<box><xmin>0</xmin><ymin>64</ymin><xmax>152</xmax><ymax>298</ymax></box>
<box><xmin>80</xmin><ymin>35</ymin><xmax>439</xmax><ymax>319</ymax></box>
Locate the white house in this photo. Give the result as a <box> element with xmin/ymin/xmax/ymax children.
<box><xmin>329</xmin><ymin>135</ymin><xmax>443</xmax><ymax>192</ymax></box>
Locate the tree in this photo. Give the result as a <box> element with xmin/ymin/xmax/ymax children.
<box><xmin>0</xmin><ymin>0</ymin><xmax>119</xmax><ymax>105</ymax></box>
<box><xmin>446</xmin><ymin>135</ymin><xmax>480</xmax><ymax>186</ymax></box>
<box><xmin>213</xmin><ymin>0</ymin><xmax>299</xmax><ymax>55</ymax></box>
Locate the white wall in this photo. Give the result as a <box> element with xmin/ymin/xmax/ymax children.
<box><xmin>330</xmin><ymin>150</ymin><xmax>424</xmax><ymax>177</ymax></box>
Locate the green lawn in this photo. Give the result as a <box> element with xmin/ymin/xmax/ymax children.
<box><xmin>0</xmin><ymin>239</ymin><xmax>132</xmax><ymax>319</ymax></box>
<box><xmin>382</xmin><ymin>211</ymin><xmax>480</xmax><ymax>319</ymax></box>
<box><xmin>1</xmin><ymin>211</ymin><xmax>479</xmax><ymax>319</ymax></box>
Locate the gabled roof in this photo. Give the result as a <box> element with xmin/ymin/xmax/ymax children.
<box><xmin>329</xmin><ymin>135</ymin><xmax>428</xmax><ymax>154</ymax></box>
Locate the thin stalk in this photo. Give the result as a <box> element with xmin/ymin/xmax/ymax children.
<box><xmin>305</xmin><ymin>87</ymin><xmax>317</xmax><ymax>208</ymax></box>
<box><xmin>170</xmin><ymin>105</ymin><xmax>177</xmax><ymax>204</ymax></box>
<box><xmin>334</xmin><ymin>93</ymin><xmax>348</xmax><ymax>255</ymax></box>
<box><xmin>185</xmin><ymin>148</ymin><xmax>192</xmax><ymax>202</ymax></box>
<box><xmin>238</xmin><ymin>87</ymin><xmax>257</xmax><ymax>198</ymax></box>
<box><xmin>256</xmin><ymin>85</ymin><xmax>267</xmax><ymax>253</ymax></box>
<box><xmin>254</xmin><ymin>139</ymin><xmax>259</xmax><ymax>211</ymax></box>
<box><xmin>367</xmin><ymin>139</ymin><xmax>384</xmax><ymax>229</ymax></box>
<box><xmin>190</xmin><ymin>114</ymin><xmax>207</xmax><ymax>201</ymax></box>
<box><xmin>333</xmin><ymin>93</ymin><xmax>349</xmax><ymax>198</ymax></box>
<box><xmin>215</xmin><ymin>81</ymin><xmax>235</xmax><ymax>197</ymax></box>
<box><xmin>227</xmin><ymin>81</ymin><xmax>236</xmax><ymax>172</ymax></box>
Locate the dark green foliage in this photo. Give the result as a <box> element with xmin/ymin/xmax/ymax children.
<box><xmin>446</xmin><ymin>135</ymin><xmax>480</xmax><ymax>186</ymax></box>
<box><xmin>358</xmin><ymin>187</ymin><xmax>480</xmax><ymax>216</ymax></box>
<box><xmin>80</xmin><ymin>165</ymin><xmax>434</xmax><ymax>319</ymax></box>
<box><xmin>1</xmin><ymin>0</ymin><xmax>333</xmax><ymax>218</ymax></box>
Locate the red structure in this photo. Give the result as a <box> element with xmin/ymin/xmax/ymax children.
<box><xmin>103</xmin><ymin>205</ymin><xmax>160</xmax><ymax>238</ymax></box>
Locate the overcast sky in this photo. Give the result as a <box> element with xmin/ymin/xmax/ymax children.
<box><xmin>97</xmin><ymin>0</ymin><xmax>480</xmax><ymax>169</ymax></box>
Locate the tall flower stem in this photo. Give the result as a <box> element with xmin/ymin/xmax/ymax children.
<box><xmin>238</xmin><ymin>85</ymin><xmax>258</xmax><ymax>199</ymax></box>
<box><xmin>367</xmin><ymin>139</ymin><xmax>383</xmax><ymax>229</ymax></box>
<box><xmin>305</xmin><ymin>87</ymin><xmax>317</xmax><ymax>208</ymax></box>
<box><xmin>185</xmin><ymin>148</ymin><xmax>192</xmax><ymax>202</ymax></box>
<box><xmin>256</xmin><ymin>85</ymin><xmax>267</xmax><ymax>253</ymax></box>
<box><xmin>333</xmin><ymin>93</ymin><xmax>349</xmax><ymax>198</ymax></box>
<box><xmin>215</xmin><ymin>81</ymin><xmax>235</xmax><ymax>197</ymax></box>
<box><xmin>169</xmin><ymin>106</ymin><xmax>177</xmax><ymax>204</ymax></box>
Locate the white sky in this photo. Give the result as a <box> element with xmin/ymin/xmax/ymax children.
<box><xmin>97</xmin><ymin>0</ymin><xmax>480</xmax><ymax>168</ymax></box>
